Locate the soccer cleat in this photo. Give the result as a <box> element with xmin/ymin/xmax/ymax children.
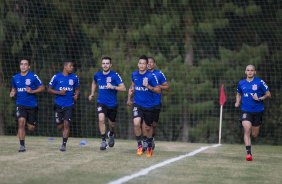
<box><xmin>246</xmin><ymin>154</ymin><xmax>253</xmax><ymax>161</ymax></box>
<box><xmin>136</xmin><ymin>145</ymin><xmax>143</xmax><ymax>156</ymax></box>
<box><xmin>60</xmin><ymin>145</ymin><xmax>66</xmax><ymax>152</ymax></box>
<box><xmin>107</xmin><ymin>131</ymin><xmax>115</xmax><ymax>147</ymax></box>
<box><xmin>142</xmin><ymin>141</ymin><xmax>148</xmax><ymax>152</ymax></box>
<box><xmin>100</xmin><ymin>140</ymin><xmax>108</xmax><ymax>150</ymax></box>
<box><xmin>18</xmin><ymin>145</ymin><xmax>26</xmax><ymax>152</ymax></box>
<box><xmin>146</xmin><ymin>147</ymin><xmax>153</xmax><ymax>158</ymax></box>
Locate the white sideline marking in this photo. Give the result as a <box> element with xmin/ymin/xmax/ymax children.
<box><xmin>108</xmin><ymin>144</ymin><xmax>221</xmax><ymax>184</ymax></box>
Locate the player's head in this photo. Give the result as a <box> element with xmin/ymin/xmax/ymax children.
<box><xmin>147</xmin><ymin>56</ymin><xmax>156</xmax><ymax>71</ymax></box>
<box><xmin>63</xmin><ymin>60</ymin><xmax>74</xmax><ymax>74</ymax></box>
<box><xmin>101</xmin><ymin>56</ymin><xmax>112</xmax><ymax>72</ymax></box>
<box><xmin>19</xmin><ymin>58</ymin><xmax>31</xmax><ymax>73</ymax></box>
<box><xmin>245</xmin><ymin>64</ymin><xmax>256</xmax><ymax>78</ymax></box>
<box><xmin>138</xmin><ymin>55</ymin><xmax>148</xmax><ymax>72</ymax></box>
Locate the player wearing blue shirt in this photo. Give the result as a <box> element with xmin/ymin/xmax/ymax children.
<box><xmin>88</xmin><ymin>56</ymin><xmax>126</xmax><ymax>150</ymax></box>
<box><xmin>48</xmin><ymin>61</ymin><xmax>80</xmax><ymax>151</ymax></box>
<box><xmin>235</xmin><ymin>65</ymin><xmax>271</xmax><ymax>161</ymax></box>
<box><xmin>141</xmin><ymin>57</ymin><xmax>169</xmax><ymax>151</ymax></box>
<box><xmin>10</xmin><ymin>58</ymin><xmax>45</xmax><ymax>152</ymax></box>
<box><xmin>127</xmin><ymin>55</ymin><xmax>161</xmax><ymax>157</ymax></box>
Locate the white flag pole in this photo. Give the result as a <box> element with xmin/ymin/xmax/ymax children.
<box><xmin>218</xmin><ymin>105</ymin><xmax>223</xmax><ymax>144</ymax></box>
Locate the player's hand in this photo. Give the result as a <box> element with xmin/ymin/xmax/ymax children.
<box><xmin>26</xmin><ymin>86</ymin><xmax>33</xmax><ymax>94</ymax></box>
<box><xmin>73</xmin><ymin>94</ymin><xmax>78</xmax><ymax>101</ymax></box>
<box><xmin>9</xmin><ymin>90</ymin><xmax>16</xmax><ymax>97</ymax></box>
<box><xmin>88</xmin><ymin>95</ymin><xmax>94</xmax><ymax>101</ymax></box>
<box><xmin>129</xmin><ymin>88</ymin><xmax>135</xmax><ymax>95</ymax></box>
<box><xmin>58</xmin><ymin>89</ymin><xmax>67</xmax><ymax>95</ymax></box>
<box><xmin>235</xmin><ymin>102</ymin><xmax>240</xmax><ymax>108</ymax></box>
<box><xmin>252</xmin><ymin>93</ymin><xmax>260</xmax><ymax>101</ymax></box>
<box><xmin>127</xmin><ymin>99</ymin><xmax>133</xmax><ymax>106</ymax></box>
<box><xmin>106</xmin><ymin>83</ymin><xmax>113</xmax><ymax>89</ymax></box>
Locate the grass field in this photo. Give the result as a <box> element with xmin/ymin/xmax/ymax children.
<box><xmin>0</xmin><ymin>136</ymin><xmax>282</xmax><ymax>184</ymax></box>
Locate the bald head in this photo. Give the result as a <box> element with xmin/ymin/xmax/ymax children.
<box><xmin>245</xmin><ymin>65</ymin><xmax>256</xmax><ymax>71</ymax></box>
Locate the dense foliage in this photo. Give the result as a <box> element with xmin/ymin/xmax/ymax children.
<box><xmin>0</xmin><ymin>0</ymin><xmax>281</xmax><ymax>144</ymax></box>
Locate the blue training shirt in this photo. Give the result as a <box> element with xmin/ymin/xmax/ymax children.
<box><xmin>132</xmin><ymin>70</ymin><xmax>159</xmax><ymax>108</ymax></box>
<box><xmin>12</xmin><ymin>71</ymin><xmax>43</xmax><ymax>107</ymax></box>
<box><xmin>49</xmin><ymin>72</ymin><xmax>79</xmax><ymax>108</ymax></box>
<box><xmin>94</xmin><ymin>70</ymin><xmax>123</xmax><ymax>107</ymax></box>
<box><xmin>150</xmin><ymin>69</ymin><xmax>167</xmax><ymax>106</ymax></box>
<box><xmin>237</xmin><ymin>77</ymin><xmax>269</xmax><ymax>112</ymax></box>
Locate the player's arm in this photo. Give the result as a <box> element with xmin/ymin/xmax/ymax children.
<box><xmin>160</xmin><ymin>82</ymin><xmax>169</xmax><ymax>91</ymax></box>
<box><xmin>47</xmin><ymin>86</ymin><xmax>66</xmax><ymax>95</ymax></box>
<box><xmin>259</xmin><ymin>91</ymin><xmax>271</xmax><ymax>101</ymax></box>
<box><xmin>107</xmin><ymin>82</ymin><xmax>126</xmax><ymax>91</ymax></box>
<box><xmin>88</xmin><ymin>80</ymin><xmax>97</xmax><ymax>101</ymax></box>
<box><xmin>116</xmin><ymin>83</ymin><xmax>126</xmax><ymax>91</ymax></box>
<box><xmin>26</xmin><ymin>85</ymin><xmax>45</xmax><ymax>94</ymax></box>
<box><xmin>235</xmin><ymin>93</ymin><xmax>241</xmax><ymax>107</ymax></box>
<box><xmin>9</xmin><ymin>88</ymin><xmax>16</xmax><ymax>97</ymax></box>
<box><xmin>74</xmin><ymin>88</ymin><xmax>80</xmax><ymax>101</ymax></box>
<box><xmin>127</xmin><ymin>82</ymin><xmax>134</xmax><ymax>106</ymax></box>
<box><xmin>146</xmin><ymin>84</ymin><xmax>161</xmax><ymax>94</ymax></box>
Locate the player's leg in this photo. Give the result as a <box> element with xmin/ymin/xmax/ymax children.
<box><xmin>132</xmin><ymin>105</ymin><xmax>143</xmax><ymax>155</ymax></box>
<box><xmin>242</xmin><ymin>120</ymin><xmax>253</xmax><ymax>161</ymax></box>
<box><xmin>151</xmin><ymin>108</ymin><xmax>160</xmax><ymax>150</ymax></box>
<box><xmin>59</xmin><ymin>106</ymin><xmax>73</xmax><ymax>151</ymax></box>
<box><xmin>251</xmin><ymin>112</ymin><xmax>263</xmax><ymax>139</ymax></box>
<box><xmin>97</xmin><ymin>104</ymin><xmax>107</xmax><ymax>150</ymax></box>
<box><xmin>107</xmin><ymin>107</ymin><xmax>117</xmax><ymax>147</ymax></box>
<box><xmin>16</xmin><ymin>106</ymin><xmax>27</xmax><ymax>152</ymax></box>
<box><xmin>241</xmin><ymin>112</ymin><xmax>253</xmax><ymax>160</ymax></box>
<box><xmin>26</xmin><ymin>107</ymin><xmax>38</xmax><ymax>133</ymax></box>
<box><xmin>143</xmin><ymin>109</ymin><xmax>154</xmax><ymax>158</ymax></box>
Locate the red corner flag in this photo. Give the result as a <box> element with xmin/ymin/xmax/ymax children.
<box><xmin>220</xmin><ymin>84</ymin><xmax>226</xmax><ymax>106</ymax></box>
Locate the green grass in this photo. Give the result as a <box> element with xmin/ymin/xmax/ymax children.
<box><xmin>0</xmin><ymin>136</ymin><xmax>282</xmax><ymax>184</ymax></box>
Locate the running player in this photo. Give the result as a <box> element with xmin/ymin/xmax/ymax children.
<box><xmin>142</xmin><ymin>56</ymin><xmax>169</xmax><ymax>151</ymax></box>
<box><xmin>235</xmin><ymin>64</ymin><xmax>271</xmax><ymax>161</ymax></box>
<box><xmin>127</xmin><ymin>55</ymin><xmax>161</xmax><ymax>157</ymax></box>
<box><xmin>48</xmin><ymin>60</ymin><xmax>80</xmax><ymax>151</ymax></box>
<box><xmin>88</xmin><ymin>56</ymin><xmax>126</xmax><ymax>150</ymax></box>
<box><xmin>10</xmin><ymin>58</ymin><xmax>45</xmax><ymax>152</ymax></box>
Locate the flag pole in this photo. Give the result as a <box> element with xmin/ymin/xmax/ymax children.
<box><xmin>219</xmin><ymin>105</ymin><xmax>223</xmax><ymax>144</ymax></box>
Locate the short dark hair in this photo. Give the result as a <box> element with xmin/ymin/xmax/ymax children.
<box><xmin>148</xmin><ymin>56</ymin><xmax>155</xmax><ymax>63</ymax></box>
<box><xmin>139</xmin><ymin>55</ymin><xmax>148</xmax><ymax>64</ymax></box>
<box><xmin>19</xmin><ymin>58</ymin><xmax>31</xmax><ymax>65</ymax></box>
<box><xmin>101</xmin><ymin>56</ymin><xmax>112</xmax><ymax>63</ymax></box>
<box><xmin>64</xmin><ymin>60</ymin><xmax>73</xmax><ymax>66</ymax></box>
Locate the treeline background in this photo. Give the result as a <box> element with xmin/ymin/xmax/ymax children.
<box><xmin>0</xmin><ymin>0</ymin><xmax>281</xmax><ymax>144</ymax></box>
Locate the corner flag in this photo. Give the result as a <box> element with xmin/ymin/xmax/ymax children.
<box><xmin>218</xmin><ymin>84</ymin><xmax>226</xmax><ymax>144</ymax></box>
<box><xmin>220</xmin><ymin>84</ymin><xmax>226</xmax><ymax>106</ymax></box>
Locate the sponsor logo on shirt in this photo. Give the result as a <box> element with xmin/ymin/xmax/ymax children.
<box><xmin>135</xmin><ymin>86</ymin><xmax>148</xmax><ymax>91</ymax></box>
<box><xmin>17</xmin><ymin>88</ymin><xmax>27</xmax><ymax>92</ymax></box>
<box><xmin>59</xmin><ymin>87</ymin><xmax>73</xmax><ymax>91</ymax></box>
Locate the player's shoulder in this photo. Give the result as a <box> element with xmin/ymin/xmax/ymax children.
<box><xmin>12</xmin><ymin>72</ymin><xmax>21</xmax><ymax>78</ymax></box>
<box><xmin>254</xmin><ymin>77</ymin><xmax>263</xmax><ymax>82</ymax></box>
<box><xmin>52</xmin><ymin>72</ymin><xmax>62</xmax><ymax>78</ymax></box>
<box><xmin>238</xmin><ymin>78</ymin><xmax>246</xmax><ymax>85</ymax></box>
<box><xmin>94</xmin><ymin>70</ymin><xmax>103</xmax><ymax>76</ymax></box>
<box><xmin>110</xmin><ymin>70</ymin><xmax>118</xmax><ymax>76</ymax></box>
<box><xmin>70</xmin><ymin>73</ymin><xmax>79</xmax><ymax>78</ymax></box>
<box><xmin>132</xmin><ymin>70</ymin><xmax>139</xmax><ymax>76</ymax></box>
